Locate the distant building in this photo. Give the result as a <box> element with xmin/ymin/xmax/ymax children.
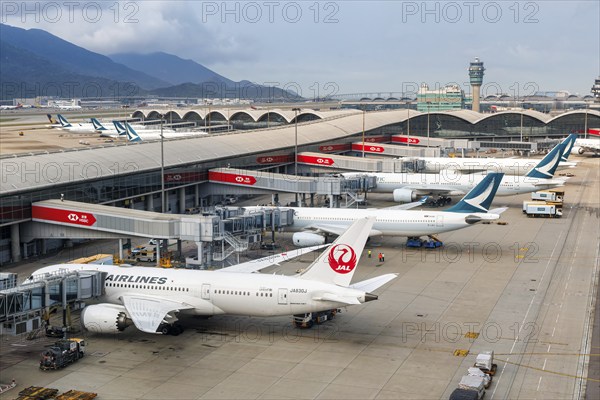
<box><xmin>417</xmin><ymin>84</ymin><xmax>465</xmax><ymax>112</ymax></box>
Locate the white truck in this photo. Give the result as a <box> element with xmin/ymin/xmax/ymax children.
<box><xmin>474</xmin><ymin>351</ymin><xmax>498</xmax><ymax>376</ymax></box>
<box><xmin>449</xmin><ymin>376</ymin><xmax>486</xmax><ymax>400</ymax></box>
<box><xmin>522</xmin><ymin>201</ymin><xmax>562</xmax><ymax>218</ymax></box>
<box><xmin>531</xmin><ymin>190</ymin><xmax>564</xmax><ymax>203</ymax></box>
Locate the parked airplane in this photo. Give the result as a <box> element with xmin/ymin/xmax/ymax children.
<box><xmin>244</xmin><ymin>173</ymin><xmax>506</xmax><ymax>247</ymax></box>
<box><xmin>343</xmin><ymin>135</ymin><xmax>569</xmax><ymax>201</ymax></box>
<box><xmin>572</xmin><ymin>137</ymin><xmax>600</xmax><ymax>155</ymax></box>
<box><xmin>27</xmin><ymin>218</ymin><xmax>397</xmax><ymax>335</ymax></box>
<box><xmin>0</xmin><ymin>103</ymin><xmax>23</xmax><ymax>110</ymax></box>
<box><xmin>90</xmin><ymin>119</ymin><xmax>128</xmax><ymax>138</ymax></box>
<box><xmin>411</xmin><ymin>135</ymin><xmax>577</xmax><ymax>175</ymax></box>
<box><xmin>55</xmin><ymin>114</ymin><xmax>98</xmax><ymax>134</ymax></box>
<box><xmin>124</xmin><ymin>122</ymin><xmax>206</xmax><ymax>141</ymax></box>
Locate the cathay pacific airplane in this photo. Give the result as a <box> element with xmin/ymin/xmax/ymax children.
<box><xmin>572</xmin><ymin>137</ymin><xmax>600</xmax><ymax>155</ymax></box>
<box><xmin>55</xmin><ymin>114</ymin><xmax>98</xmax><ymax>134</ymax></box>
<box><xmin>412</xmin><ymin>135</ymin><xmax>577</xmax><ymax>175</ymax></box>
<box><xmin>244</xmin><ymin>173</ymin><xmax>506</xmax><ymax>247</ymax></box>
<box><xmin>343</xmin><ymin>134</ymin><xmax>569</xmax><ymax>202</ymax></box>
<box><xmin>124</xmin><ymin>122</ymin><xmax>205</xmax><ymax>142</ymax></box>
<box><xmin>27</xmin><ymin>218</ymin><xmax>396</xmax><ymax>335</ymax></box>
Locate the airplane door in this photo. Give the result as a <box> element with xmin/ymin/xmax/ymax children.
<box><xmin>278</xmin><ymin>289</ymin><xmax>288</xmax><ymax>305</ymax></box>
<box><xmin>436</xmin><ymin>215</ymin><xmax>444</xmax><ymax>227</ymax></box>
<box><xmin>201</xmin><ymin>284</ymin><xmax>211</xmax><ymax>300</ymax></box>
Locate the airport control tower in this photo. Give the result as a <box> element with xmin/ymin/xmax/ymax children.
<box><xmin>469</xmin><ymin>58</ymin><xmax>485</xmax><ymax>112</ymax></box>
<box><xmin>592</xmin><ymin>77</ymin><xmax>600</xmax><ymax>102</ymax></box>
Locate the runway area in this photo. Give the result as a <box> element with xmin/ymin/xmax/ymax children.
<box><xmin>0</xmin><ymin>156</ymin><xmax>598</xmax><ymax>400</ymax></box>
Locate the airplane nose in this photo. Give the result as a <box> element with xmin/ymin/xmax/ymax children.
<box><xmin>364</xmin><ymin>293</ymin><xmax>378</xmax><ymax>302</ymax></box>
<box><xmin>465</xmin><ymin>215</ymin><xmax>482</xmax><ymax>224</ymax></box>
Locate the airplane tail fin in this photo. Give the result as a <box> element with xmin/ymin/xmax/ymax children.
<box><xmin>445</xmin><ymin>172</ymin><xmax>504</xmax><ymax>213</ymax></box>
<box><xmin>46</xmin><ymin>114</ymin><xmax>56</xmax><ymax>124</ymax></box>
<box><xmin>112</xmin><ymin>121</ymin><xmax>127</xmax><ymax>136</ymax></box>
<box><xmin>299</xmin><ymin>217</ymin><xmax>375</xmax><ymax>287</ymax></box>
<box><xmin>124</xmin><ymin>122</ymin><xmax>142</xmax><ymax>142</ymax></box>
<box><xmin>525</xmin><ymin>135</ymin><xmax>575</xmax><ymax>178</ymax></box>
<box><xmin>560</xmin><ymin>133</ymin><xmax>577</xmax><ymax>162</ymax></box>
<box><xmin>56</xmin><ymin>114</ymin><xmax>71</xmax><ymax>127</ymax></box>
<box><xmin>91</xmin><ymin>118</ymin><xmax>106</xmax><ymax>131</ymax></box>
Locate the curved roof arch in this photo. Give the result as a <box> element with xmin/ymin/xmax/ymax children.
<box><xmin>547</xmin><ymin>109</ymin><xmax>600</xmax><ymax>124</ymax></box>
<box><xmin>183</xmin><ymin>111</ymin><xmax>203</xmax><ymax>121</ymax></box>
<box><xmin>163</xmin><ymin>111</ymin><xmax>182</xmax><ymax>121</ymax></box>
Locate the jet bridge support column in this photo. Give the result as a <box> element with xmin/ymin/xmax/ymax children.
<box><xmin>156</xmin><ymin>244</ymin><xmax>161</xmax><ymax>267</ymax></box>
<box><xmin>118</xmin><ymin>239</ymin><xmax>123</xmax><ymax>261</ymax></box>
<box><xmin>10</xmin><ymin>224</ymin><xmax>21</xmax><ymax>263</ymax></box>
<box><xmin>196</xmin><ymin>241</ymin><xmax>204</xmax><ymax>268</ymax></box>
<box><xmin>146</xmin><ymin>195</ymin><xmax>154</xmax><ymax>212</ymax></box>
<box><xmin>179</xmin><ymin>188</ymin><xmax>186</xmax><ymax>214</ymax></box>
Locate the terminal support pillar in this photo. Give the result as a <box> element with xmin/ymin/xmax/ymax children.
<box><xmin>179</xmin><ymin>188</ymin><xmax>186</xmax><ymax>214</ymax></box>
<box><xmin>156</xmin><ymin>243</ymin><xmax>161</xmax><ymax>267</ymax></box>
<box><xmin>11</xmin><ymin>224</ymin><xmax>21</xmax><ymax>263</ymax></box>
<box><xmin>194</xmin><ymin>185</ymin><xmax>200</xmax><ymax>207</ymax></box>
<box><xmin>196</xmin><ymin>241</ymin><xmax>203</xmax><ymax>268</ymax></box>
<box><xmin>118</xmin><ymin>239</ymin><xmax>123</xmax><ymax>261</ymax></box>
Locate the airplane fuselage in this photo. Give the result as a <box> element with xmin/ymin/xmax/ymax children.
<box><xmin>416</xmin><ymin>157</ymin><xmax>575</xmax><ymax>175</ymax></box>
<box><xmin>245</xmin><ymin>207</ymin><xmax>498</xmax><ymax>237</ymax></box>
<box><xmin>366</xmin><ymin>173</ymin><xmax>561</xmax><ymax>196</ymax></box>
<box><xmin>32</xmin><ymin>264</ymin><xmax>366</xmax><ymax>317</ymax></box>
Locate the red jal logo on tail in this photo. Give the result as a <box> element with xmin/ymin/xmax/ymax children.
<box><xmin>328</xmin><ymin>244</ymin><xmax>357</xmax><ymax>274</ymax></box>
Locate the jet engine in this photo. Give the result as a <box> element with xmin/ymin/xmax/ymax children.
<box><xmin>575</xmin><ymin>146</ymin><xmax>585</xmax><ymax>155</ymax></box>
<box><xmin>292</xmin><ymin>232</ymin><xmax>326</xmax><ymax>247</ymax></box>
<box><xmin>393</xmin><ymin>188</ymin><xmax>418</xmax><ymax>203</ymax></box>
<box><xmin>80</xmin><ymin>304</ymin><xmax>132</xmax><ymax>334</ymax></box>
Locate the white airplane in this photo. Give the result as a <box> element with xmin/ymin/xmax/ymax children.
<box><xmin>90</xmin><ymin>119</ymin><xmax>128</xmax><ymax>138</ymax></box>
<box><xmin>572</xmin><ymin>136</ymin><xmax>600</xmax><ymax>155</ymax></box>
<box><xmin>55</xmin><ymin>114</ymin><xmax>98</xmax><ymax>134</ymax></box>
<box><xmin>411</xmin><ymin>135</ymin><xmax>577</xmax><ymax>175</ymax></box>
<box><xmin>27</xmin><ymin>218</ymin><xmax>397</xmax><ymax>335</ymax></box>
<box><xmin>343</xmin><ymin>135</ymin><xmax>570</xmax><ymax>201</ymax></box>
<box><xmin>244</xmin><ymin>173</ymin><xmax>506</xmax><ymax>247</ymax></box>
<box><xmin>124</xmin><ymin>122</ymin><xmax>206</xmax><ymax>142</ymax></box>
<box><xmin>0</xmin><ymin>103</ymin><xmax>23</xmax><ymax>110</ymax></box>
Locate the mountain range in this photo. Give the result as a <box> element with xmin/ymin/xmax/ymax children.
<box><xmin>0</xmin><ymin>24</ymin><xmax>299</xmax><ymax>101</ymax></box>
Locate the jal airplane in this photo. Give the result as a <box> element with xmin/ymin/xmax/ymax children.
<box><xmin>244</xmin><ymin>173</ymin><xmax>506</xmax><ymax>247</ymax></box>
<box><xmin>411</xmin><ymin>135</ymin><xmax>577</xmax><ymax>175</ymax></box>
<box><xmin>27</xmin><ymin>218</ymin><xmax>397</xmax><ymax>335</ymax></box>
<box><xmin>343</xmin><ymin>135</ymin><xmax>569</xmax><ymax>202</ymax></box>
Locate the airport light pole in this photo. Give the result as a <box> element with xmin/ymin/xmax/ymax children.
<box><xmin>159</xmin><ymin>113</ymin><xmax>165</xmax><ymax>213</ymax></box>
<box><xmin>426</xmin><ymin>101</ymin><xmax>431</xmax><ymax>147</ymax></box>
<box><xmin>520</xmin><ymin>101</ymin><xmax>524</xmax><ymax>142</ymax></box>
<box><xmin>362</xmin><ymin>107</ymin><xmax>366</xmax><ymax>157</ymax></box>
<box><xmin>292</xmin><ymin>108</ymin><xmax>300</xmax><ymax>175</ymax></box>
<box><xmin>584</xmin><ymin>103</ymin><xmax>588</xmax><ymax>138</ymax></box>
<box><xmin>406</xmin><ymin>100</ymin><xmax>411</xmax><ymax>148</ymax></box>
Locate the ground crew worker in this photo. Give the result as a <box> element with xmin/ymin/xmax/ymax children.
<box><xmin>381</xmin><ymin>252</ymin><xmax>385</xmax><ymax>262</ymax></box>
<box><xmin>368</xmin><ymin>249</ymin><xmax>372</xmax><ymax>258</ymax></box>
<box><xmin>378</xmin><ymin>252</ymin><xmax>382</xmax><ymax>262</ymax></box>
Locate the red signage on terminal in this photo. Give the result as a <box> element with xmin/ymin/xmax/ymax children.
<box><xmin>297</xmin><ymin>154</ymin><xmax>335</xmax><ymax>166</ymax></box>
<box><xmin>392</xmin><ymin>136</ymin><xmax>421</xmax><ymax>144</ymax></box>
<box><xmin>352</xmin><ymin>143</ymin><xmax>385</xmax><ymax>153</ymax></box>
<box><xmin>318</xmin><ymin>144</ymin><xmax>351</xmax><ymax>152</ymax></box>
<box><xmin>32</xmin><ymin>206</ymin><xmax>97</xmax><ymax>226</ymax></box>
<box><xmin>164</xmin><ymin>171</ymin><xmax>208</xmax><ymax>183</ymax></box>
<box><xmin>256</xmin><ymin>155</ymin><xmax>293</xmax><ymax>164</ymax></box>
<box><xmin>364</xmin><ymin>135</ymin><xmax>390</xmax><ymax>143</ymax></box>
<box><xmin>209</xmin><ymin>171</ymin><xmax>257</xmax><ymax>185</ymax></box>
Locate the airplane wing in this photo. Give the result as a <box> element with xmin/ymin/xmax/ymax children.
<box><xmin>219</xmin><ymin>245</ymin><xmax>328</xmax><ymax>273</ymax></box>
<box><xmin>349</xmin><ymin>273</ymin><xmax>398</xmax><ymax>292</ymax></box>
<box><xmin>305</xmin><ymin>223</ymin><xmax>382</xmax><ymax>237</ymax></box>
<box><xmin>381</xmin><ymin>197</ymin><xmax>428</xmax><ymax>210</ymax></box>
<box><xmin>313</xmin><ymin>293</ymin><xmax>361</xmax><ymax>305</ymax></box>
<box><xmin>121</xmin><ymin>294</ymin><xmax>196</xmax><ymax>334</ymax></box>
<box><xmin>488</xmin><ymin>207</ymin><xmax>508</xmax><ymax>215</ymax></box>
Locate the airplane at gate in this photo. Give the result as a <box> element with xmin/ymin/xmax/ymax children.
<box><xmin>411</xmin><ymin>135</ymin><xmax>577</xmax><ymax>175</ymax></box>
<box><xmin>244</xmin><ymin>173</ymin><xmax>506</xmax><ymax>247</ymax></box>
<box><xmin>343</xmin><ymin>134</ymin><xmax>571</xmax><ymax>201</ymax></box>
<box><xmin>27</xmin><ymin>218</ymin><xmax>397</xmax><ymax>335</ymax></box>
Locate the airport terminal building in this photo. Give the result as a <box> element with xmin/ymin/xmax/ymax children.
<box><xmin>1</xmin><ymin>107</ymin><xmax>598</xmax><ymax>265</ymax></box>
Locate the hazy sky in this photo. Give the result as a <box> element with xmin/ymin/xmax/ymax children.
<box><xmin>2</xmin><ymin>1</ymin><xmax>598</xmax><ymax>97</ymax></box>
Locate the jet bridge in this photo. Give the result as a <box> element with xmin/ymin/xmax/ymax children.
<box><xmin>351</xmin><ymin>142</ymin><xmax>440</xmax><ymax>157</ymax></box>
<box><xmin>208</xmin><ymin>167</ymin><xmax>376</xmax><ymax>207</ymax></box>
<box><xmin>0</xmin><ymin>269</ymin><xmax>105</xmax><ymax>336</ymax></box>
<box><xmin>26</xmin><ymin>200</ymin><xmax>297</xmax><ymax>269</ymax></box>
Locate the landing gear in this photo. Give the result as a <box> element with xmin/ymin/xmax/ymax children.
<box><xmin>158</xmin><ymin>323</ymin><xmax>184</xmax><ymax>336</ymax></box>
<box><xmin>424</xmin><ymin>196</ymin><xmax>452</xmax><ymax>207</ymax></box>
<box><xmin>406</xmin><ymin>236</ymin><xmax>443</xmax><ymax>248</ymax></box>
